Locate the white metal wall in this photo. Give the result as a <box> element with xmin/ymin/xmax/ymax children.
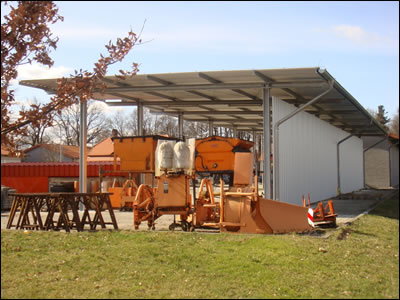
<box><xmin>339</xmin><ymin>136</ymin><xmax>364</xmax><ymax>193</ymax></box>
<box><xmin>272</xmin><ymin>97</ymin><xmax>364</xmax><ymax>205</ymax></box>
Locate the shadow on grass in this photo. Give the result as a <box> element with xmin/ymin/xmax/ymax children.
<box><xmin>368</xmin><ymin>191</ymin><xmax>399</xmax><ymax>220</ymax></box>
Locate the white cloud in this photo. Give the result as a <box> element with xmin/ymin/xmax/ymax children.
<box><xmin>311</xmin><ymin>24</ymin><xmax>398</xmax><ymax>54</ymax></box>
<box><xmin>333</xmin><ymin>25</ymin><xmax>373</xmax><ymax>44</ymax></box>
<box><xmin>335</xmin><ymin>25</ymin><xmax>396</xmax><ymax>48</ymax></box>
<box><xmin>53</xmin><ymin>27</ymin><xmax>122</xmax><ymax>40</ymax></box>
<box><xmin>13</xmin><ymin>63</ymin><xmax>72</xmax><ymax>84</ymax></box>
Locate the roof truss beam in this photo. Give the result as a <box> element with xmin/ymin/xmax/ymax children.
<box><xmin>199</xmin><ymin>72</ymin><xmax>262</xmax><ymax>102</ymax></box>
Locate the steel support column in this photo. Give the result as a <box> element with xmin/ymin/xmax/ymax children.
<box><xmin>252</xmin><ymin>130</ymin><xmax>259</xmax><ymax>190</ymax></box>
<box><xmin>336</xmin><ymin>134</ymin><xmax>354</xmax><ymax>195</ymax></box>
<box><xmin>178</xmin><ymin>112</ymin><xmax>183</xmax><ymax>139</ymax></box>
<box><xmin>137</xmin><ymin>102</ymin><xmax>144</xmax><ymax>184</ymax></box>
<box><xmin>79</xmin><ymin>98</ymin><xmax>87</xmax><ymax>210</ymax></box>
<box><xmin>208</xmin><ymin>120</ymin><xmax>214</xmax><ymax>136</ymax></box>
<box><xmin>263</xmin><ymin>86</ymin><xmax>271</xmax><ymax>199</ymax></box>
<box><xmin>137</xmin><ymin>102</ymin><xmax>143</xmax><ymax>135</ymax></box>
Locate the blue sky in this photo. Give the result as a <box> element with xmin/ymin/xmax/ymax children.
<box><xmin>5</xmin><ymin>1</ymin><xmax>399</xmax><ymax>118</ymax></box>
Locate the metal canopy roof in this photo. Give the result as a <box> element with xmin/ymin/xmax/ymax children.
<box><xmin>19</xmin><ymin>67</ymin><xmax>387</xmax><ymax>136</ymax></box>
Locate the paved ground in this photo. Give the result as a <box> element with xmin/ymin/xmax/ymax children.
<box><xmin>1</xmin><ymin>188</ymin><xmax>397</xmax><ymax>233</ymax></box>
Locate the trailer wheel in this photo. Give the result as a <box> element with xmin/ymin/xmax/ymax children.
<box><xmin>181</xmin><ymin>221</ymin><xmax>189</xmax><ymax>232</ymax></box>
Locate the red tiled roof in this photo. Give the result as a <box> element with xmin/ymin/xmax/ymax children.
<box><xmin>88</xmin><ymin>138</ymin><xmax>113</xmax><ymax>157</ymax></box>
<box><xmin>389</xmin><ymin>133</ymin><xmax>399</xmax><ymax>140</ymax></box>
<box><xmin>1</xmin><ymin>145</ymin><xmax>9</xmax><ymax>156</ymax></box>
<box><xmin>1</xmin><ymin>144</ymin><xmax>21</xmax><ymax>157</ymax></box>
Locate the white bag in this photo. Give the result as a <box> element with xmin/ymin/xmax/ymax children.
<box><xmin>173</xmin><ymin>141</ymin><xmax>191</xmax><ymax>169</ymax></box>
<box><xmin>158</xmin><ymin>142</ymin><xmax>174</xmax><ymax>169</ymax></box>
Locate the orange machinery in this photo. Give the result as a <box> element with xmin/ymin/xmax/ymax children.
<box><xmin>193</xmin><ymin>176</ymin><xmax>311</xmax><ymax>234</ymax></box>
<box><xmin>112</xmin><ymin>135</ymin><xmax>180</xmax><ymax>173</ymax></box>
<box><xmin>105</xmin><ymin>135</ymin><xmax>180</xmax><ymax>210</ymax></box>
<box><xmin>110</xmin><ymin>135</ymin><xmax>312</xmax><ymax>234</ymax></box>
<box><xmin>110</xmin><ymin>136</ymin><xmax>193</xmax><ymax>230</ymax></box>
<box><xmin>195</xmin><ymin>136</ymin><xmax>253</xmax><ymax>185</ymax></box>
<box><xmin>133</xmin><ymin>172</ymin><xmax>193</xmax><ymax>230</ymax></box>
<box><xmin>191</xmin><ymin>136</ymin><xmax>312</xmax><ymax>234</ymax></box>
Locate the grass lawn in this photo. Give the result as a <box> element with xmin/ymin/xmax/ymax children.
<box><xmin>1</xmin><ymin>192</ymin><xmax>399</xmax><ymax>299</ymax></box>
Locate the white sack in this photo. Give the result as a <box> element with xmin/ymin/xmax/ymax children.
<box><xmin>158</xmin><ymin>142</ymin><xmax>174</xmax><ymax>169</ymax></box>
<box><xmin>173</xmin><ymin>141</ymin><xmax>191</xmax><ymax>169</ymax></box>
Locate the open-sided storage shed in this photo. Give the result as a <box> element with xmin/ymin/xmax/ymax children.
<box><xmin>19</xmin><ymin>67</ymin><xmax>388</xmax><ymax>204</ymax></box>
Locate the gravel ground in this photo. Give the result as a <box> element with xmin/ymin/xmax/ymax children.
<box><xmin>1</xmin><ymin>210</ymin><xmax>176</xmax><ymax>232</ymax></box>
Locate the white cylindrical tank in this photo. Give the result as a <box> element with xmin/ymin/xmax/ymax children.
<box><xmin>173</xmin><ymin>141</ymin><xmax>191</xmax><ymax>169</ymax></box>
<box><xmin>158</xmin><ymin>142</ymin><xmax>174</xmax><ymax>169</ymax></box>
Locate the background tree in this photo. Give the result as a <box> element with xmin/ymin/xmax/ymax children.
<box><xmin>154</xmin><ymin>115</ymin><xmax>178</xmax><ymax>136</ymax></box>
<box><xmin>375</xmin><ymin>105</ymin><xmax>391</xmax><ymax>130</ymax></box>
<box><xmin>1</xmin><ymin>1</ymin><xmax>141</xmax><ymax>149</ymax></box>
<box><xmin>108</xmin><ymin>110</ymin><xmax>130</xmax><ymax>137</ymax></box>
<box><xmin>127</xmin><ymin>107</ymin><xmax>160</xmax><ymax>135</ymax></box>
<box><xmin>18</xmin><ymin>98</ymin><xmax>54</xmax><ymax>148</ymax></box>
<box><xmin>389</xmin><ymin>108</ymin><xmax>399</xmax><ymax>136</ymax></box>
<box><xmin>185</xmin><ymin>121</ymin><xmax>209</xmax><ymax>138</ymax></box>
<box><xmin>53</xmin><ymin>100</ymin><xmax>111</xmax><ymax>146</ymax></box>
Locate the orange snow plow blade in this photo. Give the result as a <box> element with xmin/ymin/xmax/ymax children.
<box><xmin>258</xmin><ymin>198</ymin><xmax>311</xmax><ymax>234</ymax></box>
<box><xmin>219</xmin><ymin>183</ymin><xmax>312</xmax><ymax>234</ymax></box>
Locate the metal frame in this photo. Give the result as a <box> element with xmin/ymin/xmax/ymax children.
<box><xmin>336</xmin><ymin>134</ymin><xmax>354</xmax><ymax>195</ymax></box>
<box><xmin>79</xmin><ymin>98</ymin><xmax>87</xmax><ymax>194</ymax></box>
<box><xmin>263</xmin><ymin>86</ymin><xmax>271</xmax><ymax>198</ymax></box>
<box><xmin>19</xmin><ymin>67</ymin><xmax>388</xmax><ymax>203</ymax></box>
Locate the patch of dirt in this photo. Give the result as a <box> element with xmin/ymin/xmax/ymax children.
<box><xmin>296</xmin><ymin>229</ymin><xmax>327</xmax><ymax>237</ymax></box>
<box><xmin>337</xmin><ymin>228</ymin><xmax>353</xmax><ymax>240</ymax></box>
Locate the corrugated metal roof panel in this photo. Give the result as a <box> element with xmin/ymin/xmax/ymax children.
<box><xmin>19</xmin><ymin>67</ymin><xmax>387</xmax><ymax>136</ymax></box>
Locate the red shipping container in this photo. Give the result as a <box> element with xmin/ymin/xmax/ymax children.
<box><xmin>1</xmin><ymin>161</ymin><xmax>130</xmax><ymax>193</ymax></box>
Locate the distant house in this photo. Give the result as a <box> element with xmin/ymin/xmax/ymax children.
<box><xmin>87</xmin><ymin>138</ymin><xmax>116</xmax><ymax>162</ymax></box>
<box><xmin>1</xmin><ymin>145</ymin><xmax>22</xmax><ymax>163</ymax></box>
<box><xmin>362</xmin><ymin>134</ymin><xmax>399</xmax><ymax>188</ymax></box>
<box><xmin>23</xmin><ymin>144</ymin><xmax>81</xmax><ymax>162</ymax></box>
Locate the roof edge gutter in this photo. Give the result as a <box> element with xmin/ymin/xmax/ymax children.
<box><xmin>315</xmin><ymin>68</ymin><xmax>388</xmax><ymax>136</ymax></box>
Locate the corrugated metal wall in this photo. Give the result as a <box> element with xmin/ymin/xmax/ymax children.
<box><xmin>272</xmin><ymin>97</ymin><xmax>364</xmax><ymax>205</ymax></box>
<box><xmin>339</xmin><ymin>136</ymin><xmax>364</xmax><ymax>193</ymax></box>
<box><xmin>0</xmin><ymin>162</ymin><xmax>128</xmax><ymax>193</ymax></box>
<box><xmin>390</xmin><ymin>146</ymin><xmax>399</xmax><ymax>187</ymax></box>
